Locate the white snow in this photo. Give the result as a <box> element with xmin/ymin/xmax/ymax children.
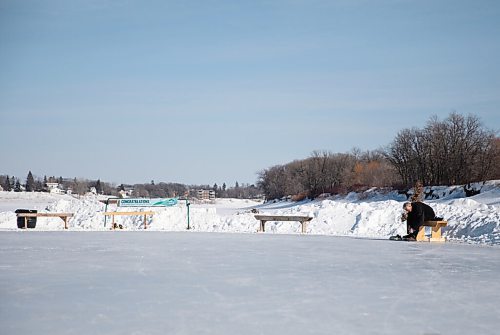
<box><xmin>1</xmin><ymin>183</ymin><xmax>500</xmax><ymax>334</ymax></box>
<box><xmin>0</xmin><ymin>180</ymin><xmax>499</xmax><ymax>244</ymax></box>
<box><xmin>0</xmin><ymin>232</ymin><xmax>499</xmax><ymax>335</ymax></box>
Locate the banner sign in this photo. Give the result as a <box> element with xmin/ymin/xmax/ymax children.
<box><xmin>118</xmin><ymin>198</ymin><xmax>178</xmax><ymax>207</ymax></box>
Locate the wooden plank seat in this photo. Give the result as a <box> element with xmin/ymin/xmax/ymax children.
<box><xmin>103</xmin><ymin>211</ymin><xmax>154</xmax><ymax>230</ymax></box>
<box><xmin>16</xmin><ymin>212</ymin><xmax>74</xmax><ymax>229</ymax></box>
<box><xmin>254</xmin><ymin>215</ymin><xmax>313</xmax><ymax>234</ymax></box>
<box><xmin>416</xmin><ymin>220</ymin><xmax>448</xmax><ymax>242</ymax></box>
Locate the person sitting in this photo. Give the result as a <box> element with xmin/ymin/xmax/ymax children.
<box><xmin>400</xmin><ymin>201</ymin><xmax>440</xmax><ymax>240</ymax></box>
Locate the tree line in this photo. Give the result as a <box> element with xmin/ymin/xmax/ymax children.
<box><xmin>0</xmin><ymin>172</ymin><xmax>42</xmax><ymax>192</ymax></box>
<box><xmin>0</xmin><ymin>173</ymin><xmax>262</xmax><ymax>200</ymax></box>
<box><xmin>257</xmin><ymin>149</ymin><xmax>399</xmax><ymax>200</ymax></box>
<box><xmin>0</xmin><ymin>173</ymin><xmax>113</xmax><ymax>195</ymax></box>
<box><xmin>125</xmin><ymin>180</ymin><xmax>261</xmax><ymax>199</ymax></box>
<box><xmin>258</xmin><ymin>113</ymin><xmax>499</xmax><ymax>200</ymax></box>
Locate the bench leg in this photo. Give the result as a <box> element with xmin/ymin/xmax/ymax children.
<box><xmin>61</xmin><ymin>216</ymin><xmax>68</xmax><ymax>229</ymax></box>
<box><xmin>301</xmin><ymin>221</ymin><xmax>307</xmax><ymax>234</ymax></box>
<box><xmin>416</xmin><ymin>226</ymin><xmax>428</xmax><ymax>242</ymax></box>
<box><xmin>259</xmin><ymin>220</ymin><xmax>266</xmax><ymax>232</ymax></box>
<box><xmin>430</xmin><ymin>226</ymin><xmax>445</xmax><ymax>242</ymax></box>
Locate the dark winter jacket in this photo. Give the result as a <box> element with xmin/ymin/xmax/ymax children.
<box><xmin>407</xmin><ymin>202</ymin><xmax>436</xmax><ymax>230</ymax></box>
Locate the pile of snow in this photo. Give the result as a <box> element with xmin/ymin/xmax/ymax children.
<box><xmin>0</xmin><ymin>180</ymin><xmax>499</xmax><ymax>245</ymax></box>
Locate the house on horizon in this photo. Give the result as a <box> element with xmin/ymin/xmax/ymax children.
<box><xmin>46</xmin><ymin>182</ymin><xmax>64</xmax><ymax>194</ymax></box>
<box><xmin>121</xmin><ymin>190</ymin><xmax>134</xmax><ymax>198</ymax></box>
<box><xmin>118</xmin><ymin>184</ymin><xmax>134</xmax><ymax>198</ymax></box>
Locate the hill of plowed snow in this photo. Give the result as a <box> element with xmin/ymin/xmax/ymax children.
<box><xmin>1</xmin><ymin>180</ymin><xmax>499</xmax><ymax>244</ymax></box>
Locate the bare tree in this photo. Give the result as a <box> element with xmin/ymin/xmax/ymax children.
<box><xmin>386</xmin><ymin>113</ymin><xmax>497</xmax><ymax>186</ymax></box>
<box><xmin>71</xmin><ymin>178</ymin><xmax>89</xmax><ymax>195</ymax></box>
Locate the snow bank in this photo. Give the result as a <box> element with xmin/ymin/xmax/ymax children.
<box><xmin>1</xmin><ymin>181</ymin><xmax>499</xmax><ymax>245</ymax></box>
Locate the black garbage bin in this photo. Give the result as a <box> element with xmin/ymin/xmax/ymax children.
<box><xmin>15</xmin><ymin>209</ymin><xmax>37</xmax><ymax>229</ymax></box>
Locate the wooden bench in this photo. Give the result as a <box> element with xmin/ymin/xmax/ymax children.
<box><xmin>416</xmin><ymin>220</ymin><xmax>448</xmax><ymax>242</ymax></box>
<box><xmin>16</xmin><ymin>212</ymin><xmax>74</xmax><ymax>229</ymax></box>
<box><xmin>254</xmin><ymin>215</ymin><xmax>313</xmax><ymax>234</ymax></box>
<box><xmin>103</xmin><ymin>211</ymin><xmax>154</xmax><ymax>230</ymax></box>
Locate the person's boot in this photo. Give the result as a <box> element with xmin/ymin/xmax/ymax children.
<box><xmin>402</xmin><ymin>233</ymin><xmax>416</xmax><ymax>241</ymax></box>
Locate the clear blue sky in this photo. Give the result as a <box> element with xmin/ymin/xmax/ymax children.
<box><xmin>1</xmin><ymin>0</ymin><xmax>499</xmax><ymax>186</ymax></box>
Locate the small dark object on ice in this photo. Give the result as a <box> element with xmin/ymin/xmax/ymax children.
<box><xmin>389</xmin><ymin>234</ymin><xmax>416</xmax><ymax>241</ymax></box>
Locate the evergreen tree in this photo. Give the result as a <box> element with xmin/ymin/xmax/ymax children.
<box><xmin>25</xmin><ymin>171</ymin><xmax>35</xmax><ymax>192</ymax></box>
<box><xmin>4</xmin><ymin>176</ymin><xmax>11</xmax><ymax>191</ymax></box>
<box><xmin>9</xmin><ymin>176</ymin><xmax>15</xmax><ymax>191</ymax></box>
<box><xmin>95</xmin><ymin>179</ymin><xmax>103</xmax><ymax>194</ymax></box>
<box><xmin>14</xmin><ymin>179</ymin><xmax>22</xmax><ymax>192</ymax></box>
<box><xmin>222</xmin><ymin>183</ymin><xmax>226</xmax><ymax>191</ymax></box>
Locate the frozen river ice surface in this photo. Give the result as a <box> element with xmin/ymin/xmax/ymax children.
<box><xmin>1</xmin><ymin>231</ymin><xmax>499</xmax><ymax>335</ymax></box>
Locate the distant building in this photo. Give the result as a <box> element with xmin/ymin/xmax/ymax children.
<box><xmin>118</xmin><ymin>185</ymin><xmax>134</xmax><ymax>198</ymax></box>
<box><xmin>46</xmin><ymin>182</ymin><xmax>64</xmax><ymax>194</ymax></box>
<box><xmin>118</xmin><ymin>189</ymin><xmax>134</xmax><ymax>198</ymax></box>
<box><xmin>197</xmin><ymin>189</ymin><xmax>216</xmax><ymax>200</ymax></box>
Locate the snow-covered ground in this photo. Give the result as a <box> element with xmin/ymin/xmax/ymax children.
<box><xmin>1</xmin><ymin>232</ymin><xmax>499</xmax><ymax>335</ymax></box>
<box><xmin>1</xmin><ymin>184</ymin><xmax>499</xmax><ymax>334</ymax></box>
<box><xmin>0</xmin><ymin>180</ymin><xmax>499</xmax><ymax>244</ymax></box>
